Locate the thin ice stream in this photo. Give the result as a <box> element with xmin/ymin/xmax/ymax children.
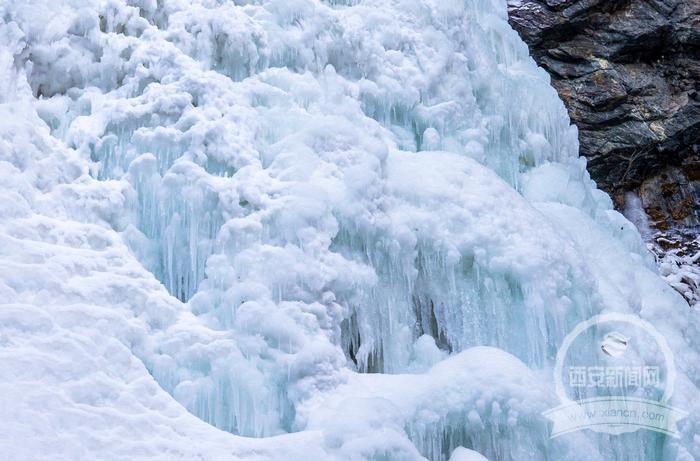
<box><xmin>0</xmin><ymin>1</ymin><xmax>698</xmax><ymax>460</ymax></box>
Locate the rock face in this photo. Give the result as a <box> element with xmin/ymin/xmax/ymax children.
<box><xmin>507</xmin><ymin>0</ymin><xmax>700</xmax><ymax>201</ymax></box>
<box><xmin>507</xmin><ymin>0</ymin><xmax>700</xmax><ymax>306</ymax></box>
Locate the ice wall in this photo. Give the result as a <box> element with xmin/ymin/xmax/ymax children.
<box><xmin>0</xmin><ymin>0</ymin><xmax>698</xmax><ymax>460</ymax></box>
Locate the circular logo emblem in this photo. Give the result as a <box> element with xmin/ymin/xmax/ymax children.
<box><xmin>544</xmin><ymin>313</ymin><xmax>686</xmax><ymax>438</ymax></box>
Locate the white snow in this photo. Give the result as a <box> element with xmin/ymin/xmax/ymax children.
<box><xmin>448</xmin><ymin>447</ymin><xmax>490</xmax><ymax>461</ymax></box>
<box><xmin>658</xmin><ymin>243</ymin><xmax>700</xmax><ymax>308</ymax></box>
<box><xmin>0</xmin><ymin>0</ymin><xmax>698</xmax><ymax>460</ymax></box>
<box><xmin>622</xmin><ymin>192</ymin><xmax>700</xmax><ymax>309</ymax></box>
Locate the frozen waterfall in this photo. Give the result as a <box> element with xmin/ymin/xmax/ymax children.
<box><xmin>0</xmin><ymin>0</ymin><xmax>698</xmax><ymax>460</ymax></box>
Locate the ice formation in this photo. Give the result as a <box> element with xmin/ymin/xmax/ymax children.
<box><xmin>0</xmin><ymin>0</ymin><xmax>698</xmax><ymax>460</ymax></box>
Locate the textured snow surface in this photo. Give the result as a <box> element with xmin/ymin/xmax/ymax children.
<box><xmin>0</xmin><ymin>0</ymin><xmax>698</xmax><ymax>460</ymax></box>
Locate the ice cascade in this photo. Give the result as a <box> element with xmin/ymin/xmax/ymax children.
<box><xmin>0</xmin><ymin>0</ymin><xmax>698</xmax><ymax>460</ymax></box>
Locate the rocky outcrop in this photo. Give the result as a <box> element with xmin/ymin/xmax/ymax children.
<box><xmin>507</xmin><ymin>0</ymin><xmax>700</xmax><ymax>306</ymax></box>
<box><xmin>507</xmin><ymin>0</ymin><xmax>700</xmax><ymax>200</ymax></box>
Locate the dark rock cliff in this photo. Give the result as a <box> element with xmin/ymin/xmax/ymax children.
<box><xmin>507</xmin><ymin>0</ymin><xmax>700</xmax><ymax>306</ymax></box>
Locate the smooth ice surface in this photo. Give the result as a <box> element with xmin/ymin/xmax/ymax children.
<box><xmin>0</xmin><ymin>0</ymin><xmax>698</xmax><ymax>460</ymax></box>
